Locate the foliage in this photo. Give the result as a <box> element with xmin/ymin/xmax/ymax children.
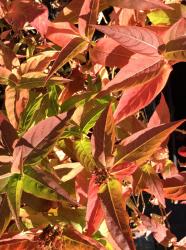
<box><xmin>0</xmin><ymin>0</ymin><xmax>185</xmax><ymax>249</ymax></box>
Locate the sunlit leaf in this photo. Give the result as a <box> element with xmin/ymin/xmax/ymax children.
<box><xmin>99</xmin><ymin>179</ymin><xmax>135</xmax><ymax>250</ymax></box>
<box><xmin>12</xmin><ymin>109</ymin><xmax>74</xmax><ymax>171</ymax></box>
<box><xmin>94</xmin><ymin>25</ymin><xmax>160</xmax><ymax>56</ymax></box>
<box><xmin>79</xmin><ymin>0</ymin><xmax>100</xmax><ymax>40</ymax></box>
<box><xmin>115</xmin><ymin>119</ymin><xmax>185</xmax><ymax>166</ymax></box>
<box><xmin>163</xmin><ymin>36</ymin><xmax>186</xmax><ymax>61</ymax></box>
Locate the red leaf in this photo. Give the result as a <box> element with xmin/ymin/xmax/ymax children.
<box><xmin>91</xmin><ymin>104</ymin><xmax>115</xmax><ymax>167</ymax></box>
<box><xmin>58</xmin><ymin>68</ymin><xmax>85</xmax><ymax>105</ymax></box>
<box><xmin>46</xmin><ymin>21</ymin><xmax>80</xmax><ymax>48</ymax></box>
<box><xmin>178</xmin><ymin>146</ymin><xmax>186</xmax><ymax>157</ymax></box>
<box><xmin>79</xmin><ymin>0</ymin><xmax>100</xmax><ymax>39</ymax></box>
<box><xmin>46</xmin><ymin>37</ymin><xmax>87</xmax><ymax>82</ymax></box>
<box><xmin>94</xmin><ymin>25</ymin><xmax>160</xmax><ymax>56</ymax></box>
<box><xmin>112</xmin><ymin>0</ymin><xmax>173</xmax><ymax>11</ymax></box>
<box><xmin>75</xmin><ymin>170</ymin><xmax>89</xmax><ymax>205</ymax></box>
<box><xmin>163</xmin><ymin>18</ymin><xmax>186</xmax><ymax>44</ymax></box>
<box><xmin>113</xmin><ymin>64</ymin><xmax>172</xmax><ymax>123</ymax></box>
<box><xmin>90</xmin><ymin>37</ymin><xmax>134</xmax><ymax>68</ymax></box>
<box><xmin>6</xmin><ymin>0</ymin><xmax>48</xmax><ymax>36</ymax></box>
<box><xmin>115</xmin><ymin>120</ymin><xmax>185</xmax><ymax>166</ymax></box>
<box><xmin>141</xmin><ymin>214</ymin><xmax>176</xmax><ymax>247</ymax></box>
<box><xmin>110</xmin><ymin>162</ymin><xmax>138</xmax><ymax>182</ymax></box>
<box><xmin>148</xmin><ymin>93</ymin><xmax>170</xmax><ymax>127</ymax></box>
<box><xmin>12</xmin><ymin>109</ymin><xmax>74</xmax><ymax>172</ymax></box>
<box><xmin>99</xmin><ymin>54</ymin><xmax>163</xmax><ymax>95</ymax></box>
<box><xmin>133</xmin><ymin>164</ymin><xmax>166</xmax><ymax>207</ymax></box>
<box><xmin>85</xmin><ymin>175</ymin><xmax>104</xmax><ymax>235</ymax></box>
<box><xmin>163</xmin><ymin>173</ymin><xmax>186</xmax><ymax>200</ymax></box>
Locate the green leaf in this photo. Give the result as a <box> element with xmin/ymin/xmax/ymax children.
<box><xmin>17</xmin><ymin>72</ymin><xmax>70</xmax><ymax>89</ymax></box>
<box><xmin>98</xmin><ymin>179</ymin><xmax>135</xmax><ymax>250</ymax></box>
<box><xmin>7</xmin><ymin>174</ymin><xmax>23</xmax><ymax>230</ymax></box>
<box><xmin>0</xmin><ymin>195</ymin><xmax>12</xmax><ymax>238</ymax></box>
<box><xmin>0</xmin><ymin>173</ymin><xmax>12</xmax><ymax>193</ymax></box>
<box><xmin>22</xmin><ymin>166</ymin><xmax>78</xmax><ymax>206</ymax></box>
<box><xmin>74</xmin><ymin>139</ymin><xmax>96</xmax><ymax>171</ymax></box>
<box><xmin>147</xmin><ymin>3</ymin><xmax>186</xmax><ymax>25</ymax></box>
<box><xmin>60</xmin><ymin>92</ymin><xmax>93</xmax><ymax>113</ymax></box>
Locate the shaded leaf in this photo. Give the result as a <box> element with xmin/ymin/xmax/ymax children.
<box><xmin>163</xmin><ymin>36</ymin><xmax>186</xmax><ymax>61</ymax></box>
<box><xmin>113</xmin><ymin>64</ymin><xmax>172</xmax><ymax>123</ymax></box>
<box><xmin>7</xmin><ymin>174</ymin><xmax>23</xmax><ymax>230</ymax></box>
<box><xmin>91</xmin><ymin>104</ymin><xmax>115</xmax><ymax>167</ymax></box>
<box><xmin>99</xmin><ymin>179</ymin><xmax>135</xmax><ymax>250</ymax></box>
<box><xmin>0</xmin><ymin>112</ymin><xmax>18</xmax><ymax>154</ymax></box>
<box><xmin>90</xmin><ymin>37</ymin><xmax>134</xmax><ymax>68</ymax></box>
<box><xmin>163</xmin><ymin>173</ymin><xmax>186</xmax><ymax>200</ymax></box>
<box><xmin>12</xmin><ymin>109</ymin><xmax>74</xmax><ymax>171</ymax></box>
<box><xmin>63</xmin><ymin>226</ymin><xmax>106</xmax><ymax>250</ymax></box>
<box><xmin>115</xmin><ymin>120</ymin><xmax>185</xmax><ymax>166</ymax></box>
<box><xmin>79</xmin><ymin>0</ymin><xmax>100</xmax><ymax>39</ymax></box>
<box><xmin>6</xmin><ymin>0</ymin><xmax>49</xmax><ymax>36</ymax></box>
<box><xmin>0</xmin><ymin>196</ymin><xmax>12</xmax><ymax>238</ymax></box>
<box><xmin>94</xmin><ymin>25</ymin><xmax>160</xmax><ymax>56</ymax></box>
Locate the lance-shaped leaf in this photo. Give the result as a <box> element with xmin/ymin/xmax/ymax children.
<box><xmin>133</xmin><ymin>164</ymin><xmax>165</xmax><ymax>207</ymax></box>
<box><xmin>99</xmin><ymin>179</ymin><xmax>135</xmax><ymax>250</ymax></box>
<box><xmin>7</xmin><ymin>173</ymin><xmax>23</xmax><ymax>230</ymax></box>
<box><xmin>162</xmin><ymin>18</ymin><xmax>186</xmax><ymax>44</ymax></box>
<box><xmin>79</xmin><ymin>0</ymin><xmax>100</xmax><ymax>40</ymax></box>
<box><xmin>46</xmin><ymin>37</ymin><xmax>88</xmax><ymax>82</ymax></box>
<box><xmin>90</xmin><ymin>37</ymin><xmax>134</xmax><ymax>68</ymax></box>
<box><xmin>63</xmin><ymin>226</ymin><xmax>106</xmax><ymax>250</ymax></box>
<box><xmin>163</xmin><ymin>173</ymin><xmax>186</xmax><ymax>200</ymax></box>
<box><xmin>0</xmin><ymin>67</ymin><xmax>18</xmax><ymax>85</ymax></box>
<box><xmin>63</xmin><ymin>138</ymin><xmax>96</xmax><ymax>172</ymax></box>
<box><xmin>111</xmin><ymin>0</ymin><xmax>172</xmax><ymax>11</ymax></box>
<box><xmin>148</xmin><ymin>93</ymin><xmax>170</xmax><ymax>127</ymax></box>
<box><xmin>91</xmin><ymin>104</ymin><xmax>115</xmax><ymax>167</ymax></box>
<box><xmin>113</xmin><ymin>64</ymin><xmax>172</xmax><ymax>124</ymax></box>
<box><xmin>163</xmin><ymin>36</ymin><xmax>186</xmax><ymax>61</ymax></box>
<box><xmin>94</xmin><ymin>25</ymin><xmax>160</xmax><ymax>56</ymax></box>
<box><xmin>23</xmin><ymin>166</ymin><xmax>78</xmax><ymax>206</ymax></box>
<box><xmin>12</xmin><ymin>109</ymin><xmax>74</xmax><ymax>171</ymax></box>
<box><xmin>46</xmin><ymin>21</ymin><xmax>80</xmax><ymax>48</ymax></box>
<box><xmin>98</xmin><ymin>54</ymin><xmax>163</xmax><ymax>96</ymax></box>
<box><xmin>115</xmin><ymin>119</ymin><xmax>185</xmax><ymax>166</ymax></box>
<box><xmin>110</xmin><ymin>162</ymin><xmax>138</xmax><ymax>182</ymax></box>
<box><xmin>17</xmin><ymin>72</ymin><xmax>70</xmax><ymax>89</ymax></box>
<box><xmin>85</xmin><ymin>175</ymin><xmax>104</xmax><ymax>235</ymax></box>
<box><xmin>0</xmin><ymin>195</ymin><xmax>12</xmax><ymax>238</ymax></box>
<box><xmin>0</xmin><ymin>112</ymin><xmax>18</xmax><ymax>154</ymax></box>
<box><xmin>19</xmin><ymin>51</ymin><xmax>59</xmax><ymax>75</ymax></box>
